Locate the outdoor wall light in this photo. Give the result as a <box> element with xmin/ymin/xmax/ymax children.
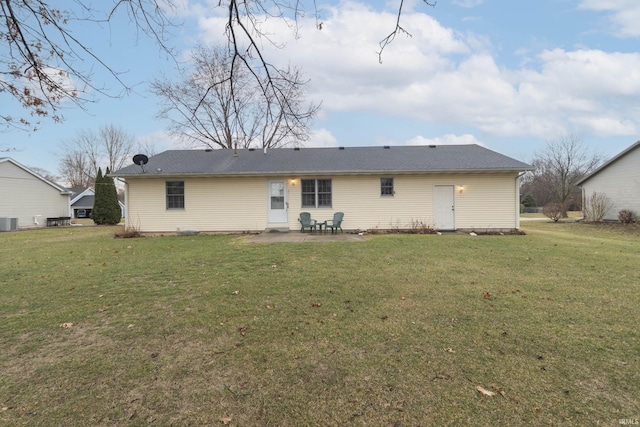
<box><xmin>458</xmin><ymin>185</ymin><xmax>465</xmax><ymax>193</ymax></box>
<box><xmin>290</xmin><ymin>178</ymin><xmax>298</xmax><ymax>186</ymax></box>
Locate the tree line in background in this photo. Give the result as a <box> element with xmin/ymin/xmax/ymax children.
<box><xmin>520</xmin><ymin>135</ymin><xmax>603</xmax><ymax>218</ymax></box>
<box><xmin>59</xmin><ymin>124</ymin><xmax>138</xmax><ymax>189</ymax></box>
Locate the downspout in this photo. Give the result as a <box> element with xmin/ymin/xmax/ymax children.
<box><xmin>117</xmin><ymin>178</ymin><xmax>128</xmax><ymax>229</ymax></box>
<box><xmin>580</xmin><ymin>186</ymin><xmax>586</xmax><ymax>221</ymax></box>
<box><xmin>515</xmin><ymin>172</ymin><xmax>527</xmax><ymax>229</ymax></box>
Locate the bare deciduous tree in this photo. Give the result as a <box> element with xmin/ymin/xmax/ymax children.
<box><xmin>520</xmin><ymin>171</ymin><xmax>553</xmax><ymax>208</ymax></box>
<box><xmin>2</xmin><ymin>1</ymin><xmax>425</xmax><ymax>132</ymax></box>
<box><xmin>58</xmin><ymin>124</ymin><xmax>136</xmax><ymax>188</ymax></box>
<box><xmin>27</xmin><ymin>165</ymin><xmax>59</xmax><ymax>184</ymax></box>
<box><xmin>59</xmin><ymin>149</ymin><xmax>94</xmax><ymax>188</ymax></box>
<box><xmin>1</xmin><ymin>0</ymin><xmax>174</xmax><ymax>131</ymax></box>
<box><xmin>530</xmin><ymin>135</ymin><xmax>602</xmax><ymax>218</ymax></box>
<box><xmin>152</xmin><ymin>45</ymin><xmax>318</xmax><ymax>149</ymax></box>
<box><xmin>135</xmin><ymin>137</ymin><xmax>160</xmax><ymax>158</ymax></box>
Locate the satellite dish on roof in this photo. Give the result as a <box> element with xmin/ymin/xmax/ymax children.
<box><xmin>133</xmin><ymin>154</ymin><xmax>149</xmax><ymax>165</ymax></box>
<box><xmin>132</xmin><ymin>154</ymin><xmax>149</xmax><ymax>173</ymax></box>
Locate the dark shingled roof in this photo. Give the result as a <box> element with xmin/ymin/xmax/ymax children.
<box><xmin>71</xmin><ymin>195</ymin><xmax>95</xmax><ymax>208</ymax></box>
<box><xmin>111</xmin><ymin>145</ymin><xmax>533</xmax><ymax>177</ymax></box>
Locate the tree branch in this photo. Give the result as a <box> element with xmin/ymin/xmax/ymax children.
<box><xmin>378</xmin><ymin>0</ymin><xmax>436</xmax><ymax>63</ymax></box>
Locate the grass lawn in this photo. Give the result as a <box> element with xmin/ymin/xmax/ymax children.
<box><xmin>1</xmin><ymin>223</ymin><xmax>639</xmax><ymax>426</ymax></box>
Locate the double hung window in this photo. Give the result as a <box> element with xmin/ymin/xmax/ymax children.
<box><xmin>381</xmin><ymin>178</ymin><xmax>394</xmax><ymax>196</ymax></box>
<box><xmin>301</xmin><ymin>179</ymin><xmax>332</xmax><ymax>208</ymax></box>
<box><xmin>166</xmin><ymin>181</ymin><xmax>185</xmax><ymax>209</ymax></box>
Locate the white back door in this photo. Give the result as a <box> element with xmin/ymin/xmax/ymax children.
<box><xmin>434</xmin><ymin>185</ymin><xmax>455</xmax><ymax>230</ymax></box>
<box><xmin>267</xmin><ymin>180</ymin><xmax>288</xmax><ymax>223</ymax></box>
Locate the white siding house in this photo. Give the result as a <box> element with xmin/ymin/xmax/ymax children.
<box><xmin>576</xmin><ymin>141</ymin><xmax>640</xmax><ymax>221</ymax></box>
<box><xmin>111</xmin><ymin>145</ymin><xmax>533</xmax><ymax>234</ymax></box>
<box><xmin>69</xmin><ymin>187</ymin><xmax>126</xmax><ymax>219</ymax></box>
<box><xmin>0</xmin><ymin>158</ymin><xmax>71</xmax><ymax>229</ymax></box>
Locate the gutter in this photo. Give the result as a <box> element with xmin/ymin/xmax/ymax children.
<box><xmin>110</xmin><ymin>168</ymin><xmax>534</xmax><ymax>179</ymax></box>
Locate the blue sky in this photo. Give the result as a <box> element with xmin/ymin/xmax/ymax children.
<box><xmin>3</xmin><ymin>0</ymin><xmax>640</xmax><ymax>176</ymax></box>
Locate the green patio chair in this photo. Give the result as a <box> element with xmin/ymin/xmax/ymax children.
<box><xmin>325</xmin><ymin>212</ymin><xmax>344</xmax><ymax>233</ymax></box>
<box><xmin>298</xmin><ymin>212</ymin><xmax>317</xmax><ymax>232</ymax></box>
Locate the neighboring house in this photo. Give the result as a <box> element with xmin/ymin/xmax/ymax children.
<box><xmin>110</xmin><ymin>145</ymin><xmax>534</xmax><ymax>234</ymax></box>
<box><xmin>576</xmin><ymin>140</ymin><xmax>640</xmax><ymax>221</ymax></box>
<box><xmin>0</xmin><ymin>158</ymin><xmax>71</xmax><ymax>229</ymax></box>
<box><xmin>69</xmin><ymin>187</ymin><xmax>126</xmax><ymax>219</ymax></box>
<box><xmin>69</xmin><ymin>187</ymin><xmax>95</xmax><ymax>219</ymax></box>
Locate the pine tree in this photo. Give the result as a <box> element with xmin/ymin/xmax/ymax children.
<box><xmin>103</xmin><ymin>168</ymin><xmax>122</xmax><ymax>224</ymax></box>
<box><xmin>92</xmin><ymin>168</ymin><xmax>106</xmax><ymax>224</ymax></box>
<box><xmin>92</xmin><ymin>168</ymin><xmax>122</xmax><ymax>225</ymax></box>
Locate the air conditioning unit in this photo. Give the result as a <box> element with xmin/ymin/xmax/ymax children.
<box><xmin>0</xmin><ymin>217</ymin><xmax>18</xmax><ymax>231</ymax></box>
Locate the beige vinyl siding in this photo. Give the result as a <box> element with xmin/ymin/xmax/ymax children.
<box><xmin>581</xmin><ymin>147</ymin><xmax>640</xmax><ymax>221</ymax></box>
<box><xmin>125</xmin><ymin>172</ymin><xmax>521</xmax><ymax>233</ymax></box>
<box><xmin>288</xmin><ymin>173</ymin><xmax>520</xmax><ymax>231</ymax></box>
<box><xmin>0</xmin><ymin>161</ymin><xmax>69</xmax><ymax>229</ymax></box>
<box><xmin>454</xmin><ymin>174</ymin><xmax>519</xmax><ymax>229</ymax></box>
<box><xmin>126</xmin><ymin>176</ymin><xmax>270</xmax><ymax>232</ymax></box>
<box><xmin>288</xmin><ymin>175</ymin><xmax>432</xmax><ymax>230</ymax></box>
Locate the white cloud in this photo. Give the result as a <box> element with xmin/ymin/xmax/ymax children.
<box><xmin>190</xmin><ymin>1</ymin><xmax>640</xmax><ymax>142</ymax></box>
<box><xmin>452</xmin><ymin>0</ymin><xmax>484</xmax><ymax>8</ymax></box>
<box><xmin>405</xmin><ymin>134</ymin><xmax>485</xmax><ymax>146</ymax></box>
<box><xmin>579</xmin><ymin>0</ymin><xmax>640</xmax><ymax>37</ymax></box>
<box><xmin>307</xmin><ymin>128</ymin><xmax>339</xmax><ymax>147</ymax></box>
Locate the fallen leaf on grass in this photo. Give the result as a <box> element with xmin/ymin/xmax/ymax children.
<box><xmin>483</xmin><ymin>292</ymin><xmax>491</xmax><ymax>299</ymax></box>
<box><xmin>491</xmin><ymin>384</ymin><xmax>506</xmax><ymax>396</ymax></box>
<box><xmin>59</xmin><ymin>323</ymin><xmax>74</xmax><ymax>329</ymax></box>
<box><xmin>311</xmin><ymin>302</ymin><xmax>321</xmax><ymax>307</ymax></box>
<box><xmin>219</xmin><ymin>417</ymin><xmax>232</xmax><ymax>424</ymax></box>
<box><xmin>475</xmin><ymin>386</ymin><xmax>495</xmax><ymax>397</ymax></box>
<box><xmin>237</xmin><ymin>325</ymin><xmax>248</xmax><ymax>336</ymax></box>
<box><xmin>445</xmin><ymin>348</ymin><xmax>455</xmax><ymax>353</ymax></box>
<box><xmin>232</xmin><ymin>290</ymin><xmax>240</xmax><ymax>295</ymax></box>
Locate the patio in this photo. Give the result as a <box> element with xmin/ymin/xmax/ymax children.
<box><xmin>248</xmin><ymin>231</ymin><xmax>365</xmax><ymax>243</ymax></box>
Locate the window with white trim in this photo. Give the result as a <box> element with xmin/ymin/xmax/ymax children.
<box><xmin>301</xmin><ymin>179</ymin><xmax>332</xmax><ymax>208</ymax></box>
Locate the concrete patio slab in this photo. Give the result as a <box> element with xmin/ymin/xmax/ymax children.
<box><xmin>247</xmin><ymin>231</ymin><xmax>365</xmax><ymax>243</ymax></box>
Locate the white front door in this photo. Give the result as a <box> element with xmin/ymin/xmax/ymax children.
<box><xmin>267</xmin><ymin>180</ymin><xmax>288</xmax><ymax>223</ymax></box>
<box><xmin>434</xmin><ymin>185</ymin><xmax>455</xmax><ymax>230</ymax></box>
